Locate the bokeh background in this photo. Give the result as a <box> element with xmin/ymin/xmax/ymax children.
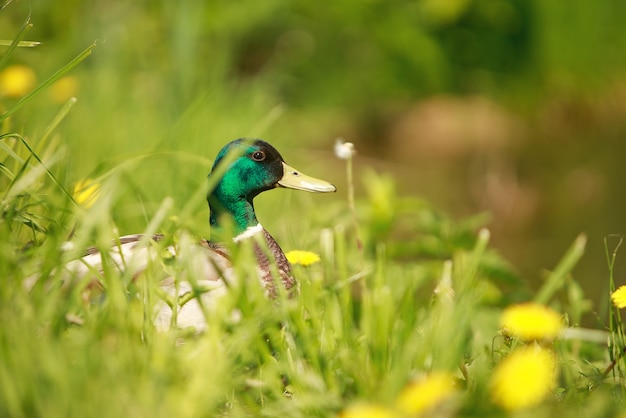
<box><xmin>2</xmin><ymin>0</ymin><xmax>626</xmax><ymax>315</ymax></box>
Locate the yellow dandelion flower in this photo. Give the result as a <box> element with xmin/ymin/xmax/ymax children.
<box><xmin>0</xmin><ymin>64</ymin><xmax>36</xmax><ymax>98</ymax></box>
<box><xmin>50</xmin><ymin>76</ymin><xmax>79</xmax><ymax>103</ymax></box>
<box><xmin>490</xmin><ymin>347</ymin><xmax>557</xmax><ymax>411</ymax></box>
<box><xmin>395</xmin><ymin>371</ymin><xmax>456</xmax><ymax>415</ymax></box>
<box><xmin>500</xmin><ymin>302</ymin><xmax>562</xmax><ymax>340</ymax></box>
<box><xmin>285</xmin><ymin>250</ymin><xmax>321</xmax><ymax>267</ymax></box>
<box><xmin>611</xmin><ymin>285</ymin><xmax>626</xmax><ymax>308</ymax></box>
<box><xmin>340</xmin><ymin>404</ymin><xmax>398</xmax><ymax>418</ymax></box>
<box><xmin>73</xmin><ymin>179</ymin><xmax>101</xmax><ymax>208</ymax></box>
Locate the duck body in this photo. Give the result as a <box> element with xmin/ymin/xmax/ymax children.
<box><xmin>61</xmin><ymin>139</ymin><xmax>336</xmax><ymax>331</ymax></box>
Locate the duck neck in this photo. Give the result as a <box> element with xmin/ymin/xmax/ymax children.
<box><xmin>209</xmin><ymin>195</ymin><xmax>259</xmax><ymax>239</ymax></box>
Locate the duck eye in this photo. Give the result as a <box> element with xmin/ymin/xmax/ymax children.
<box><xmin>252</xmin><ymin>151</ymin><xmax>266</xmax><ymax>161</ymax></box>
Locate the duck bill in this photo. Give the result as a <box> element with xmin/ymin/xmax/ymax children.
<box><xmin>278</xmin><ymin>162</ymin><xmax>337</xmax><ymax>193</ymax></box>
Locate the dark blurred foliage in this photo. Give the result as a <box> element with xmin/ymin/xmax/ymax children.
<box><xmin>4</xmin><ymin>0</ymin><xmax>624</xmax><ymax>106</ymax></box>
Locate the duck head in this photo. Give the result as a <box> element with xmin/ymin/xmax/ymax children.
<box><xmin>208</xmin><ymin>139</ymin><xmax>336</xmax><ymax>236</ymax></box>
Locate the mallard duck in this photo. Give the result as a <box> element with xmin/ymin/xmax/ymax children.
<box><xmin>61</xmin><ymin>138</ymin><xmax>336</xmax><ymax>331</ymax></box>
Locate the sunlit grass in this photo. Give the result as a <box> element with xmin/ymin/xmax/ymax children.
<box><xmin>3</xmin><ymin>6</ymin><xmax>626</xmax><ymax>418</ymax></box>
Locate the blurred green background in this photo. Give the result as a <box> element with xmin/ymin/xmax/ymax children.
<box><xmin>2</xmin><ymin>0</ymin><xmax>626</xmax><ymax>312</ymax></box>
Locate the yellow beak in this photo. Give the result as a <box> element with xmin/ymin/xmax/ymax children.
<box><xmin>278</xmin><ymin>162</ymin><xmax>336</xmax><ymax>193</ymax></box>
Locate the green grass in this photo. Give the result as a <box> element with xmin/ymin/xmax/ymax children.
<box><xmin>1</xmin><ymin>129</ymin><xmax>624</xmax><ymax>417</ymax></box>
<box><xmin>2</xmin><ymin>6</ymin><xmax>626</xmax><ymax>418</ymax></box>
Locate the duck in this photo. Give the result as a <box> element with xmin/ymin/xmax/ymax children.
<box><xmin>60</xmin><ymin>138</ymin><xmax>336</xmax><ymax>331</ymax></box>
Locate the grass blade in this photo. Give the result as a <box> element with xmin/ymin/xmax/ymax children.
<box><xmin>0</xmin><ymin>0</ymin><xmax>13</xmax><ymax>11</ymax></box>
<box><xmin>0</xmin><ymin>42</ymin><xmax>96</xmax><ymax>124</ymax></box>
<box><xmin>0</xmin><ymin>40</ymin><xmax>41</xmax><ymax>47</ymax></box>
<box><xmin>39</xmin><ymin>97</ymin><xmax>78</xmax><ymax>146</ymax></box>
<box><xmin>0</xmin><ymin>133</ymin><xmax>73</xmax><ymax>204</ymax></box>
<box><xmin>534</xmin><ymin>234</ymin><xmax>587</xmax><ymax>304</ymax></box>
<box><xmin>0</xmin><ymin>13</ymin><xmax>32</xmax><ymax>70</ymax></box>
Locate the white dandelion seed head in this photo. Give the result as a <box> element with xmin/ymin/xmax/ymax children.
<box><xmin>334</xmin><ymin>138</ymin><xmax>356</xmax><ymax>160</ymax></box>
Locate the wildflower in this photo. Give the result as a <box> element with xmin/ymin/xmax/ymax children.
<box><xmin>500</xmin><ymin>302</ymin><xmax>562</xmax><ymax>340</ymax></box>
<box><xmin>340</xmin><ymin>404</ymin><xmax>397</xmax><ymax>418</ymax></box>
<box><xmin>395</xmin><ymin>371</ymin><xmax>456</xmax><ymax>415</ymax></box>
<box><xmin>285</xmin><ymin>250</ymin><xmax>321</xmax><ymax>267</ymax></box>
<box><xmin>73</xmin><ymin>178</ymin><xmax>100</xmax><ymax>208</ymax></box>
<box><xmin>334</xmin><ymin>138</ymin><xmax>356</xmax><ymax>160</ymax></box>
<box><xmin>0</xmin><ymin>64</ymin><xmax>36</xmax><ymax>98</ymax></box>
<box><xmin>611</xmin><ymin>285</ymin><xmax>626</xmax><ymax>308</ymax></box>
<box><xmin>50</xmin><ymin>76</ymin><xmax>78</xmax><ymax>103</ymax></box>
<box><xmin>490</xmin><ymin>346</ymin><xmax>557</xmax><ymax>411</ymax></box>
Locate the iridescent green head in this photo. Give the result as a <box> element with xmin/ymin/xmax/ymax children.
<box><xmin>208</xmin><ymin>139</ymin><xmax>336</xmax><ymax>236</ymax></box>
